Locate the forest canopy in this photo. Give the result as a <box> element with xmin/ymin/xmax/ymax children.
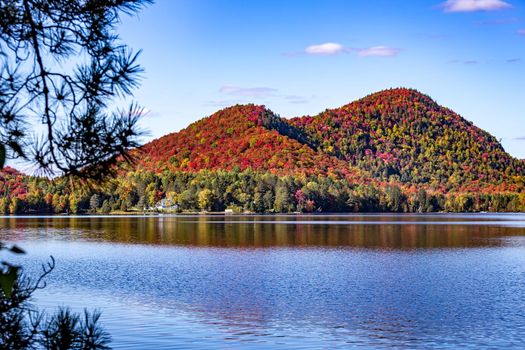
<box><xmin>2</xmin><ymin>89</ymin><xmax>524</xmax><ymax>214</ymax></box>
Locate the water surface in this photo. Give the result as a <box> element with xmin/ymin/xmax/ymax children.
<box><xmin>2</xmin><ymin>214</ymin><xmax>525</xmax><ymax>349</ymax></box>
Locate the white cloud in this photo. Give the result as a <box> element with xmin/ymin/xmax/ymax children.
<box><xmin>441</xmin><ymin>0</ymin><xmax>512</xmax><ymax>13</ymax></box>
<box><xmin>291</xmin><ymin>43</ymin><xmax>401</xmax><ymax>58</ymax></box>
<box><xmin>305</xmin><ymin>42</ymin><xmax>344</xmax><ymax>56</ymax></box>
<box><xmin>357</xmin><ymin>46</ymin><xmax>400</xmax><ymax>57</ymax></box>
<box><xmin>219</xmin><ymin>85</ymin><xmax>278</xmax><ymax>98</ymax></box>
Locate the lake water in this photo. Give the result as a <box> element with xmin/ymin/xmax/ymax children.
<box><xmin>2</xmin><ymin>214</ymin><xmax>525</xmax><ymax>349</ymax></box>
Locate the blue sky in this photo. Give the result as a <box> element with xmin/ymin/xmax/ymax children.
<box><xmin>119</xmin><ymin>0</ymin><xmax>525</xmax><ymax>158</ymax></box>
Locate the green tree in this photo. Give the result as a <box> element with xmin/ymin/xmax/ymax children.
<box><xmin>70</xmin><ymin>194</ymin><xmax>79</xmax><ymax>214</ymax></box>
<box><xmin>0</xmin><ymin>0</ymin><xmax>150</xmax><ymax>178</ymax></box>
<box><xmin>273</xmin><ymin>184</ymin><xmax>290</xmax><ymax>213</ymax></box>
<box><xmin>0</xmin><ymin>0</ymin><xmax>151</xmax><ymax>339</ymax></box>
<box><xmin>52</xmin><ymin>193</ymin><xmax>62</xmax><ymax>213</ymax></box>
<box><xmin>0</xmin><ymin>197</ymin><xmax>8</xmax><ymax>214</ymax></box>
<box><xmin>1</xmin><ymin>262</ymin><xmax>111</xmax><ymax>350</ymax></box>
<box><xmin>146</xmin><ymin>183</ymin><xmax>158</xmax><ymax>208</ymax></box>
<box><xmin>90</xmin><ymin>194</ymin><xmax>101</xmax><ymax>213</ymax></box>
<box><xmin>198</xmin><ymin>188</ymin><xmax>213</xmax><ymax>211</ymax></box>
<box><xmin>9</xmin><ymin>197</ymin><xmax>21</xmax><ymax>214</ymax></box>
<box><xmin>100</xmin><ymin>200</ymin><xmax>111</xmax><ymax>214</ymax></box>
<box><xmin>385</xmin><ymin>185</ymin><xmax>404</xmax><ymax>212</ymax></box>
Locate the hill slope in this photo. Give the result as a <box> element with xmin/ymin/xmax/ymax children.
<box><xmin>136</xmin><ymin>88</ymin><xmax>523</xmax><ymax>192</ymax></box>
<box><xmin>290</xmin><ymin>88</ymin><xmax>524</xmax><ymax>190</ymax></box>
<box><xmin>0</xmin><ymin>167</ymin><xmax>27</xmax><ymax>198</ymax></box>
<box><xmin>4</xmin><ymin>88</ymin><xmax>525</xmax><ymax>214</ymax></box>
<box><xmin>137</xmin><ymin>104</ymin><xmax>363</xmax><ymax>181</ymax></box>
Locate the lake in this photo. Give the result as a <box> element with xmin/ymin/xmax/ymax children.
<box><xmin>2</xmin><ymin>214</ymin><xmax>525</xmax><ymax>349</ymax></box>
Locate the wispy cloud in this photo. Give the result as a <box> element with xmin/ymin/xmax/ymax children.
<box><xmin>284</xmin><ymin>95</ymin><xmax>312</xmax><ymax>104</ymax></box>
<box><xmin>440</xmin><ymin>0</ymin><xmax>512</xmax><ymax>12</ymax></box>
<box><xmin>215</xmin><ymin>86</ymin><xmax>313</xmax><ymax>105</ymax></box>
<box><xmin>205</xmin><ymin>99</ymin><xmax>244</xmax><ymax>108</ymax></box>
<box><xmin>305</xmin><ymin>42</ymin><xmax>345</xmax><ymax>56</ymax></box>
<box><xmin>219</xmin><ymin>85</ymin><xmax>278</xmax><ymax>98</ymax></box>
<box><xmin>517</xmin><ymin>29</ymin><xmax>525</xmax><ymax>35</ymax></box>
<box><xmin>515</xmin><ymin>136</ymin><xmax>525</xmax><ymax>140</ymax></box>
<box><xmin>449</xmin><ymin>58</ymin><xmax>522</xmax><ymax>64</ymax></box>
<box><xmin>357</xmin><ymin>46</ymin><xmax>400</xmax><ymax>57</ymax></box>
<box><xmin>448</xmin><ymin>59</ymin><xmax>479</xmax><ymax>64</ymax></box>
<box><xmin>287</xmin><ymin>43</ymin><xmax>401</xmax><ymax>58</ymax></box>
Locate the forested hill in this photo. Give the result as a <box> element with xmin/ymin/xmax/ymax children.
<box><xmin>3</xmin><ymin>89</ymin><xmax>525</xmax><ymax>214</ymax></box>
<box><xmin>136</xmin><ymin>104</ymin><xmax>365</xmax><ymax>181</ymax></box>
<box><xmin>137</xmin><ymin>88</ymin><xmax>523</xmax><ymax>192</ymax></box>
<box><xmin>291</xmin><ymin>88</ymin><xmax>524</xmax><ymax>191</ymax></box>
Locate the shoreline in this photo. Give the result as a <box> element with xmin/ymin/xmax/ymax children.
<box><xmin>2</xmin><ymin>211</ymin><xmax>524</xmax><ymax>217</ymax></box>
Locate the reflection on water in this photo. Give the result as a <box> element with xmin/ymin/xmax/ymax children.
<box><xmin>2</xmin><ymin>214</ymin><xmax>525</xmax><ymax>248</ymax></box>
<box><xmin>2</xmin><ymin>214</ymin><xmax>525</xmax><ymax>349</ymax></box>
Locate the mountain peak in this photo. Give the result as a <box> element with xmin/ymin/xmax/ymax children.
<box><xmin>211</xmin><ymin>104</ymin><xmax>267</xmax><ymax>122</ymax></box>
<box><xmin>351</xmin><ymin>88</ymin><xmax>439</xmax><ymax>109</ymax></box>
<box><xmin>290</xmin><ymin>88</ymin><xmax>523</xmax><ymax>188</ymax></box>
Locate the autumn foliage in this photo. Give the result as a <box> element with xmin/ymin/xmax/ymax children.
<box><xmin>136</xmin><ymin>104</ymin><xmax>362</xmax><ymax>181</ymax></box>
<box><xmin>2</xmin><ymin>88</ymin><xmax>525</xmax><ymax>213</ymax></box>
<box><xmin>291</xmin><ymin>88</ymin><xmax>524</xmax><ymax>191</ymax></box>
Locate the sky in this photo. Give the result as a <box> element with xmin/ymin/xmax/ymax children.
<box><xmin>118</xmin><ymin>0</ymin><xmax>525</xmax><ymax>159</ymax></box>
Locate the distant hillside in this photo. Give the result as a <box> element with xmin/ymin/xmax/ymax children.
<box><xmin>290</xmin><ymin>88</ymin><xmax>524</xmax><ymax>191</ymax></box>
<box><xmin>0</xmin><ymin>167</ymin><xmax>27</xmax><ymax>198</ymax></box>
<box><xmin>137</xmin><ymin>104</ymin><xmax>363</xmax><ymax>181</ymax></box>
<box><xmin>135</xmin><ymin>88</ymin><xmax>523</xmax><ymax>192</ymax></box>
<box><xmin>3</xmin><ymin>88</ymin><xmax>525</xmax><ymax>214</ymax></box>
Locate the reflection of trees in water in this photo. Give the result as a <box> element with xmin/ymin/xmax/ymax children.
<box><xmin>1</xmin><ymin>216</ymin><xmax>524</xmax><ymax>248</ymax></box>
<box><xmin>3</xmin><ymin>216</ymin><xmax>525</xmax><ymax>347</ymax></box>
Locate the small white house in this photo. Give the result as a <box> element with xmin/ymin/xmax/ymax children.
<box><xmin>155</xmin><ymin>198</ymin><xmax>178</xmax><ymax>211</ymax></box>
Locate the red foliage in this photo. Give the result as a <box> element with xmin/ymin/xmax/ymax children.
<box><xmin>135</xmin><ymin>104</ymin><xmax>364</xmax><ymax>181</ymax></box>
<box><xmin>0</xmin><ymin>167</ymin><xmax>28</xmax><ymax>199</ymax></box>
